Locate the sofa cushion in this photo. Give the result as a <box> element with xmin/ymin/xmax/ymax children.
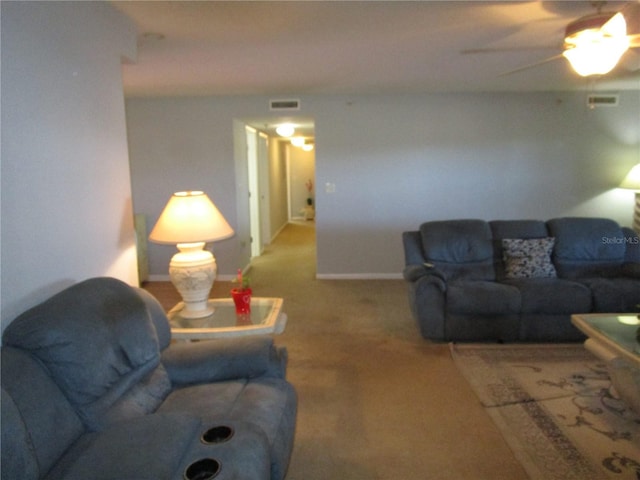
<box><xmin>1</xmin><ymin>387</ymin><xmax>40</xmax><ymax>480</ymax></box>
<box><xmin>547</xmin><ymin>217</ymin><xmax>626</xmax><ymax>278</ymax></box>
<box><xmin>490</xmin><ymin>220</ymin><xmax>549</xmax><ymax>240</ymax></box>
<box><xmin>503</xmin><ymin>278</ymin><xmax>592</xmax><ymax>314</ymax></box>
<box><xmin>622</xmin><ymin>227</ymin><xmax>640</xmax><ymax>263</ymax></box>
<box><xmin>44</xmin><ymin>412</ymin><xmax>201</xmax><ymax>480</ymax></box>
<box><xmin>1</xmin><ymin>347</ymin><xmax>84</xmax><ymax>479</ymax></box>
<box><xmin>136</xmin><ymin>287</ymin><xmax>172</xmax><ymax>350</ymax></box>
<box><xmin>2</xmin><ymin>277</ymin><xmax>170</xmax><ymax>431</ymax></box>
<box><xmin>490</xmin><ymin>220</ymin><xmax>550</xmax><ymax>280</ymax></box>
<box><xmin>447</xmin><ymin>281</ymin><xmax>521</xmax><ymax>315</ymax></box>
<box><xmin>502</xmin><ymin>237</ymin><xmax>557</xmax><ymax>279</ymax></box>
<box><xmin>420</xmin><ymin>220</ymin><xmax>495</xmax><ymax>281</ymax></box>
<box><xmin>578</xmin><ymin>277</ymin><xmax>640</xmax><ymax>312</ymax></box>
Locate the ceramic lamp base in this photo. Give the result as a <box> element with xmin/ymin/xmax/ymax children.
<box><xmin>169</xmin><ymin>242</ymin><xmax>216</xmax><ymax>318</ymax></box>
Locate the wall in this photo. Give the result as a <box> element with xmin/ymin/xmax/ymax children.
<box><xmin>125</xmin><ymin>90</ymin><xmax>639</xmax><ymax>279</ymax></box>
<box><xmin>268</xmin><ymin>139</ymin><xmax>290</xmax><ymax>240</ymax></box>
<box><xmin>310</xmin><ymin>92</ymin><xmax>640</xmax><ymax>277</ymax></box>
<box><xmin>127</xmin><ymin>98</ymin><xmax>255</xmax><ymax>280</ymax></box>
<box><xmin>1</xmin><ymin>2</ymin><xmax>138</xmax><ymax>330</ymax></box>
<box><xmin>288</xmin><ymin>144</ymin><xmax>316</xmax><ymax>219</ymax></box>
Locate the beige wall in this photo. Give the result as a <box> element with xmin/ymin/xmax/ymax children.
<box><xmin>126</xmin><ymin>91</ymin><xmax>639</xmax><ymax>278</ymax></box>
<box><xmin>1</xmin><ymin>2</ymin><xmax>138</xmax><ymax>329</ymax></box>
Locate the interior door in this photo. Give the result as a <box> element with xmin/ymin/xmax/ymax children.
<box><xmin>257</xmin><ymin>132</ymin><xmax>270</xmax><ymax>247</ymax></box>
<box><xmin>246</xmin><ymin>126</ymin><xmax>261</xmax><ymax>258</ymax></box>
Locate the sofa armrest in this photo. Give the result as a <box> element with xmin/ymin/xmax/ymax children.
<box><xmin>406</xmin><ymin>272</ymin><xmax>447</xmax><ymax>340</ymax></box>
<box><xmin>161</xmin><ymin>336</ymin><xmax>287</xmax><ymax>386</ymax></box>
<box><xmin>403</xmin><ymin>263</ymin><xmax>447</xmax><ymax>284</ymax></box>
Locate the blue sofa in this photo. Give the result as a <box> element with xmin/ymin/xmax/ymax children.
<box><xmin>403</xmin><ymin>217</ymin><xmax>640</xmax><ymax>342</ymax></box>
<box><xmin>1</xmin><ymin>277</ymin><xmax>297</xmax><ymax>480</ymax></box>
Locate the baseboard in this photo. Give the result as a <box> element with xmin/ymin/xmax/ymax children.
<box><xmin>148</xmin><ymin>274</ymin><xmax>171</xmax><ymax>282</ymax></box>
<box><xmin>315</xmin><ymin>273</ymin><xmax>403</xmax><ymax>280</ymax></box>
<box><xmin>270</xmin><ymin>222</ymin><xmax>289</xmax><ymax>243</ymax></box>
<box><xmin>147</xmin><ymin>274</ymin><xmax>237</xmax><ymax>282</ymax></box>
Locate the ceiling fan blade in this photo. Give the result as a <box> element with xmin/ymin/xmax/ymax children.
<box><xmin>620</xmin><ymin>1</ymin><xmax>640</xmax><ymax>35</ymax></box>
<box><xmin>498</xmin><ymin>54</ymin><xmax>564</xmax><ymax>76</ymax></box>
<box><xmin>619</xmin><ymin>48</ymin><xmax>640</xmax><ymax>71</ymax></box>
<box><xmin>461</xmin><ymin>46</ymin><xmax>558</xmax><ymax>55</ymax></box>
<box><xmin>628</xmin><ymin>33</ymin><xmax>640</xmax><ymax>47</ymax></box>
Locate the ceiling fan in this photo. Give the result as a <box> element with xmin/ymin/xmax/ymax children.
<box><xmin>466</xmin><ymin>1</ymin><xmax>640</xmax><ymax>77</ymax></box>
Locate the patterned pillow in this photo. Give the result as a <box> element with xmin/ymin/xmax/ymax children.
<box><xmin>502</xmin><ymin>237</ymin><xmax>557</xmax><ymax>278</ymax></box>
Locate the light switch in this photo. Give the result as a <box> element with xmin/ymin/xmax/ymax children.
<box><xmin>325</xmin><ymin>182</ymin><xmax>336</xmax><ymax>193</ymax></box>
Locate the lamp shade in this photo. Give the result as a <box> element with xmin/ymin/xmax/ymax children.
<box><xmin>149</xmin><ymin>191</ymin><xmax>234</xmax><ymax>245</ymax></box>
<box><xmin>620</xmin><ymin>164</ymin><xmax>640</xmax><ymax>191</ymax></box>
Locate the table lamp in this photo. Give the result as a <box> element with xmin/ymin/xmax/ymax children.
<box><xmin>149</xmin><ymin>191</ymin><xmax>234</xmax><ymax>318</ymax></box>
<box><xmin>620</xmin><ymin>164</ymin><xmax>640</xmax><ymax>234</ymax></box>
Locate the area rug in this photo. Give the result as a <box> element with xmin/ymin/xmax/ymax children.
<box><xmin>450</xmin><ymin>343</ymin><xmax>640</xmax><ymax>480</ymax></box>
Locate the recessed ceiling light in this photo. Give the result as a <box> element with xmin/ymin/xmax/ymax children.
<box><xmin>276</xmin><ymin>124</ymin><xmax>295</xmax><ymax>137</ymax></box>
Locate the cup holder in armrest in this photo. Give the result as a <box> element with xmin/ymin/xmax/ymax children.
<box><xmin>201</xmin><ymin>425</ymin><xmax>234</xmax><ymax>444</ymax></box>
<box><xmin>183</xmin><ymin>458</ymin><xmax>220</xmax><ymax>480</ymax></box>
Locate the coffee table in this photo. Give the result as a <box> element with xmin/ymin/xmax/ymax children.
<box><xmin>168</xmin><ymin>297</ymin><xmax>287</xmax><ymax>340</ymax></box>
<box><xmin>571</xmin><ymin>313</ymin><xmax>640</xmax><ymax>412</ymax></box>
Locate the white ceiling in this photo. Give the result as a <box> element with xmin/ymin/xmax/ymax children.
<box><xmin>114</xmin><ymin>1</ymin><xmax>640</xmax><ymax>136</ymax></box>
<box><xmin>116</xmin><ymin>1</ymin><xmax>640</xmax><ymax>96</ymax></box>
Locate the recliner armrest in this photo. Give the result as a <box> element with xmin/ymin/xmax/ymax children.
<box><xmin>161</xmin><ymin>335</ymin><xmax>287</xmax><ymax>386</ymax></box>
<box><xmin>403</xmin><ymin>263</ymin><xmax>446</xmax><ymax>283</ymax></box>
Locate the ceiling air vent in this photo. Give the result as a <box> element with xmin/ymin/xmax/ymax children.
<box><xmin>270</xmin><ymin>99</ymin><xmax>300</xmax><ymax>111</ymax></box>
<box><xmin>586</xmin><ymin>94</ymin><xmax>619</xmax><ymax>108</ymax></box>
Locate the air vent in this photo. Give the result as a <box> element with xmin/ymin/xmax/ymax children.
<box><xmin>270</xmin><ymin>99</ymin><xmax>300</xmax><ymax>111</ymax></box>
<box><xmin>587</xmin><ymin>94</ymin><xmax>619</xmax><ymax>108</ymax></box>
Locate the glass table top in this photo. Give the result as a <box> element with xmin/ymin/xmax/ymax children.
<box><xmin>168</xmin><ymin>297</ymin><xmax>285</xmax><ymax>339</ymax></box>
<box><xmin>574</xmin><ymin>314</ymin><xmax>640</xmax><ymax>357</ymax></box>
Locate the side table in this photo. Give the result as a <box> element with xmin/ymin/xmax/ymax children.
<box><xmin>168</xmin><ymin>297</ymin><xmax>287</xmax><ymax>341</ymax></box>
<box><xmin>571</xmin><ymin>313</ymin><xmax>640</xmax><ymax>413</ymax></box>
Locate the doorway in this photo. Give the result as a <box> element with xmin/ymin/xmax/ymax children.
<box><xmin>235</xmin><ymin>117</ymin><xmax>316</xmax><ymax>267</ymax></box>
<box><xmin>245</xmin><ymin>126</ymin><xmax>268</xmax><ymax>258</ymax></box>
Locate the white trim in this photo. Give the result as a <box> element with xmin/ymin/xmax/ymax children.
<box><xmin>148</xmin><ymin>273</ymin><xmax>237</xmax><ymax>282</ymax></box>
<box><xmin>315</xmin><ymin>273</ymin><xmax>403</xmax><ymax>280</ymax></box>
<box><xmin>148</xmin><ymin>274</ymin><xmax>171</xmax><ymax>281</ymax></box>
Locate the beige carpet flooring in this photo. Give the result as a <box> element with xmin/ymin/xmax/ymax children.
<box><xmin>144</xmin><ymin>221</ymin><xmax>530</xmax><ymax>479</ymax></box>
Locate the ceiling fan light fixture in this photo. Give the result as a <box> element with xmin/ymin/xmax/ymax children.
<box><xmin>563</xmin><ymin>41</ymin><xmax>628</xmax><ymax>76</ymax></box>
<box><xmin>562</xmin><ymin>12</ymin><xmax>629</xmax><ymax>76</ymax></box>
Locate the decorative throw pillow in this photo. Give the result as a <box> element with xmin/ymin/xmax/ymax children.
<box><xmin>502</xmin><ymin>237</ymin><xmax>557</xmax><ymax>278</ymax></box>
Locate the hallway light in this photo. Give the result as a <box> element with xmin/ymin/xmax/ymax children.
<box><xmin>276</xmin><ymin>123</ymin><xmax>295</xmax><ymax>137</ymax></box>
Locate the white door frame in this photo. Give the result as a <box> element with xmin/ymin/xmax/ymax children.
<box><xmin>246</xmin><ymin>126</ymin><xmax>261</xmax><ymax>258</ymax></box>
